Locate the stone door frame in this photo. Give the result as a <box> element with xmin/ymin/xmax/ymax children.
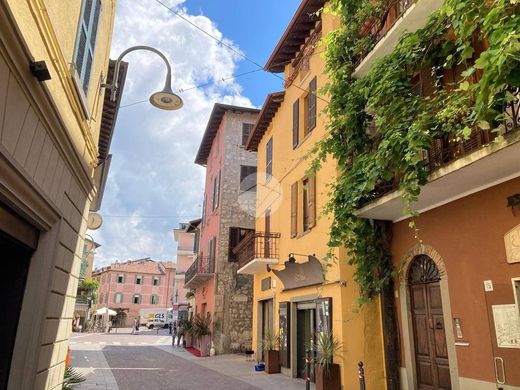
<box><xmin>399</xmin><ymin>244</ymin><xmax>460</xmax><ymax>390</ymax></box>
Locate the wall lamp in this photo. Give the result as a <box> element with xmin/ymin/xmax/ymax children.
<box><xmin>102</xmin><ymin>45</ymin><xmax>183</xmax><ymax>111</ymax></box>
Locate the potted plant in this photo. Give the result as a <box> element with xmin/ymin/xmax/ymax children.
<box><xmin>193</xmin><ymin>314</ymin><xmax>212</xmax><ymax>357</ymax></box>
<box><xmin>178</xmin><ymin>318</ymin><xmax>193</xmax><ymax>347</ymax></box>
<box><xmin>313</xmin><ymin>332</ymin><xmax>342</xmax><ymax>390</ymax></box>
<box><xmin>261</xmin><ymin>329</ymin><xmax>281</xmax><ymax>374</ymax></box>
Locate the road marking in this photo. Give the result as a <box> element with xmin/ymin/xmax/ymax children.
<box><xmin>99</xmin><ymin>342</ymin><xmax>106</xmax><ymax>345</ymax></box>
<box><xmin>70</xmin><ymin>341</ymin><xmax>77</xmax><ymax>345</ymax></box>
<box><xmin>84</xmin><ymin>342</ymin><xmax>92</xmax><ymax>344</ymax></box>
<box><xmin>91</xmin><ymin>368</ymin><xmax>162</xmax><ymax>371</ymax></box>
<box><xmin>128</xmin><ymin>342</ymin><xmax>135</xmax><ymax>345</ymax></box>
<box><xmin>112</xmin><ymin>342</ymin><xmax>121</xmax><ymax>345</ymax></box>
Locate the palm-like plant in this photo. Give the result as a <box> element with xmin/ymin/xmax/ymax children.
<box><xmin>313</xmin><ymin>332</ymin><xmax>343</xmax><ymax>374</ymax></box>
<box><xmin>62</xmin><ymin>367</ymin><xmax>85</xmax><ymax>389</ymax></box>
<box><xmin>261</xmin><ymin>329</ymin><xmax>280</xmax><ymax>351</ymax></box>
<box><xmin>192</xmin><ymin>314</ymin><xmax>212</xmax><ymax>337</ymax></box>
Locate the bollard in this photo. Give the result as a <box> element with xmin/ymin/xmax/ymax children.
<box><xmin>358</xmin><ymin>361</ymin><xmax>366</xmax><ymax>390</ymax></box>
<box><xmin>305</xmin><ymin>348</ymin><xmax>311</xmax><ymax>390</ymax></box>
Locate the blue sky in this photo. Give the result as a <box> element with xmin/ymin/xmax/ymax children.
<box><xmin>91</xmin><ymin>0</ymin><xmax>302</xmax><ymax>267</ymax></box>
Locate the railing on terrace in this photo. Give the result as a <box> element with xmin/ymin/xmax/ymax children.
<box><xmin>184</xmin><ymin>255</ymin><xmax>214</xmax><ymax>284</ymax></box>
<box><xmin>75</xmin><ymin>295</ymin><xmax>89</xmax><ymax>304</ymax></box>
<box><xmin>360</xmin><ymin>92</ymin><xmax>520</xmax><ymax>205</ymax></box>
<box><xmin>232</xmin><ymin>231</ymin><xmax>281</xmax><ymax>270</ymax></box>
<box><xmin>357</xmin><ymin>0</ymin><xmax>413</xmax><ymax>63</ymax></box>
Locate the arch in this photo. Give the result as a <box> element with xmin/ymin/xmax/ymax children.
<box><xmin>398</xmin><ymin>243</ymin><xmax>459</xmax><ymax>390</ymax></box>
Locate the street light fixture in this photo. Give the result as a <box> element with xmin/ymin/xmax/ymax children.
<box><xmin>102</xmin><ymin>45</ymin><xmax>183</xmax><ymax>110</ymax></box>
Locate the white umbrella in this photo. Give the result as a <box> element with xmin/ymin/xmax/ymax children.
<box><xmin>95</xmin><ymin>307</ymin><xmax>117</xmax><ymax>316</ymax></box>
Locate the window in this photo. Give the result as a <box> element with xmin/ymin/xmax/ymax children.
<box><xmin>291</xmin><ymin>182</ymin><xmax>298</xmax><ymax>238</ymax></box>
<box><xmin>132</xmin><ymin>294</ymin><xmax>141</xmax><ymax>304</ymax></box>
<box><xmin>303</xmin><ymin>179</ymin><xmax>310</xmax><ymax>231</ymax></box>
<box><xmin>242</xmin><ymin>123</ymin><xmax>254</xmax><ymax>146</ymax></box>
<box><xmin>240</xmin><ymin>165</ymin><xmax>257</xmax><ymax>192</ymax></box>
<box><xmin>291</xmin><ymin>175</ymin><xmax>316</xmax><ymax>237</ymax></box>
<box><xmin>117</xmin><ymin>274</ymin><xmax>124</xmax><ymax>283</ymax></box>
<box><xmin>305</xmin><ymin>77</ymin><xmax>317</xmax><ymax>136</ymax></box>
<box><xmin>114</xmin><ymin>293</ymin><xmax>123</xmax><ymax>304</ymax></box>
<box><xmin>153</xmin><ymin>277</ymin><xmax>160</xmax><ymax>286</ymax></box>
<box><xmin>150</xmin><ymin>295</ymin><xmax>159</xmax><ymax>304</ymax></box>
<box><xmin>212</xmin><ymin>172</ymin><xmax>220</xmax><ymax>211</ymax></box>
<box><xmin>194</xmin><ymin>229</ymin><xmax>200</xmax><ymax>253</ymax></box>
<box><xmin>201</xmin><ymin>194</ymin><xmax>206</xmax><ymax>227</ymax></box>
<box><xmin>73</xmin><ymin>0</ymin><xmax>102</xmax><ymax>94</ymax></box>
<box><xmin>266</xmin><ymin>138</ymin><xmax>273</xmax><ymax>179</ymax></box>
<box><xmin>228</xmin><ymin>227</ymin><xmax>254</xmax><ymax>261</ymax></box>
<box><xmin>135</xmin><ymin>275</ymin><xmax>143</xmax><ymax>285</ymax></box>
<box><xmin>293</xmin><ymin>100</ymin><xmax>299</xmax><ymax>148</ymax></box>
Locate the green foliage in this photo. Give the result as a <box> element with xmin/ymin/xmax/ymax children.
<box><xmin>192</xmin><ymin>314</ymin><xmax>212</xmax><ymax>337</ymax></box>
<box><xmin>261</xmin><ymin>329</ymin><xmax>280</xmax><ymax>351</ymax></box>
<box><xmin>318</xmin><ymin>0</ymin><xmax>520</xmax><ymax>299</ymax></box>
<box><xmin>63</xmin><ymin>367</ymin><xmax>85</xmax><ymax>389</ymax></box>
<box><xmin>312</xmin><ymin>332</ymin><xmax>343</xmax><ymax>375</ymax></box>
<box><xmin>79</xmin><ymin>278</ymin><xmax>99</xmax><ymax>293</ymax></box>
<box><xmin>177</xmin><ymin>317</ymin><xmax>193</xmax><ymax>336</ymax></box>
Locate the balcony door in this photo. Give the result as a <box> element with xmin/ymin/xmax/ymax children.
<box><xmin>264</xmin><ymin>209</ymin><xmax>271</xmax><ymax>258</ymax></box>
<box><xmin>409</xmin><ymin>255</ymin><xmax>451</xmax><ymax>389</ymax></box>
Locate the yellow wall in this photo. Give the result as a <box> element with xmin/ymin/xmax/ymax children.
<box><xmin>6</xmin><ymin>0</ymin><xmax>117</xmax><ymax>170</ymax></box>
<box><xmin>252</xmin><ymin>8</ymin><xmax>386</xmax><ymax>389</ymax></box>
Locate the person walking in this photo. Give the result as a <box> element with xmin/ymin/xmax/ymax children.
<box><xmin>176</xmin><ymin>320</ymin><xmax>183</xmax><ymax>347</ymax></box>
<box><xmin>131</xmin><ymin>318</ymin><xmax>139</xmax><ymax>335</ymax></box>
<box><xmin>171</xmin><ymin>320</ymin><xmax>178</xmax><ymax>346</ymax></box>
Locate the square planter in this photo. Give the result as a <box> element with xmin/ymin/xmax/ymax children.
<box><xmin>315</xmin><ymin>363</ymin><xmax>341</xmax><ymax>390</ymax></box>
<box><xmin>198</xmin><ymin>335</ymin><xmax>211</xmax><ymax>357</ymax></box>
<box><xmin>265</xmin><ymin>350</ymin><xmax>280</xmax><ymax>374</ymax></box>
<box><xmin>184</xmin><ymin>333</ymin><xmax>192</xmax><ymax>348</ymax></box>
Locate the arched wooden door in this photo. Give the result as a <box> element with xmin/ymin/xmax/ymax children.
<box><xmin>409</xmin><ymin>255</ymin><xmax>451</xmax><ymax>389</ymax></box>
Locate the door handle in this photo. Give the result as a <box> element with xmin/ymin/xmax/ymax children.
<box><xmin>493</xmin><ymin>356</ymin><xmax>506</xmax><ymax>385</ymax></box>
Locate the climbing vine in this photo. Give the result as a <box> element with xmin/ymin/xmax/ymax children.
<box><xmin>315</xmin><ymin>0</ymin><xmax>520</xmax><ymax>299</ymax></box>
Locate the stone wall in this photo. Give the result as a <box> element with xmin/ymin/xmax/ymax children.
<box><xmin>213</xmin><ymin>111</ymin><xmax>257</xmax><ymax>353</ymax></box>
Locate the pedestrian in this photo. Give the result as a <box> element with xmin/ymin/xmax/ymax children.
<box><xmin>171</xmin><ymin>320</ymin><xmax>177</xmax><ymax>346</ymax></box>
<box><xmin>131</xmin><ymin>318</ymin><xmax>139</xmax><ymax>335</ymax></box>
<box><xmin>169</xmin><ymin>321</ymin><xmax>173</xmax><ymax>335</ymax></box>
<box><xmin>176</xmin><ymin>321</ymin><xmax>183</xmax><ymax>347</ymax></box>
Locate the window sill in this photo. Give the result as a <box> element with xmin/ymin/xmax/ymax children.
<box><xmin>294</xmin><ymin>130</ymin><xmax>314</xmax><ymax>150</ymax></box>
<box><xmin>69</xmin><ymin>64</ymin><xmax>90</xmax><ymax>119</ymax></box>
<box><xmin>294</xmin><ymin>228</ymin><xmax>312</xmax><ymax>239</ymax></box>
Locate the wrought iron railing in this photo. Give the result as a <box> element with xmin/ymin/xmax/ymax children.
<box><xmin>357</xmin><ymin>0</ymin><xmax>413</xmax><ymax>64</ymax></box>
<box><xmin>232</xmin><ymin>231</ymin><xmax>281</xmax><ymax>270</ymax></box>
<box><xmin>184</xmin><ymin>255</ymin><xmax>214</xmax><ymax>285</ymax></box>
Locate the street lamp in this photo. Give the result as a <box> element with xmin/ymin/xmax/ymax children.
<box><xmin>102</xmin><ymin>45</ymin><xmax>183</xmax><ymax>110</ymax></box>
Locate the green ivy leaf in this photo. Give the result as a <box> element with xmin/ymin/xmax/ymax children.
<box><xmin>478</xmin><ymin>120</ymin><xmax>491</xmax><ymax>130</ymax></box>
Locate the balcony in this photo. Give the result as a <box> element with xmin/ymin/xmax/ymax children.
<box><xmin>354</xmin><ymin>0</ymin><xmax>443</xmax><ymax>78</ymax></box>
<box><xmin>357</xmin><ymin>114</ymin><xmax>520</xmax><ymax>221</ymax></box>
<box><xmin>184</xmin><ymin>255</ymin><xmax>215</xmax><ymax>289</ymax></box>
<box><xmin>235</xmin><ymin>231</ymin><xmax>281</xmax><ymax>275</ymax></box>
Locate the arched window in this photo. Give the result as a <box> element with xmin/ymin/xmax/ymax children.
<box><xmin>408</xmin><ymin>255</ymin><xmax>441</xmax><ymax>285</ymax></box>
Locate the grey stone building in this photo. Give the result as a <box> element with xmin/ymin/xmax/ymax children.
<box><xmin>186</xmin><ymin>103</ymin><xmax>259</xmax><ymax>354</ymax></box>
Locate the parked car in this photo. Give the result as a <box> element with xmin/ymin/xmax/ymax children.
<box><xmin>146</xmin><ymin>319</ymin><xmax>166</xmax><ymax>329</ymax></box>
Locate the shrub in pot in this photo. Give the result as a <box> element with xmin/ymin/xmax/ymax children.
<box><xmin>178</xmin><ymin>318</ymin><xmax>193</xmax><ymax>347</ymax></box>
<box><xmin>261</xmin><ymin>329</ymin><xmax>280</xmax><ymax>374</ymax></box>
<box><xmin>193</xmin><ymin>314</ymin><xmax>212</xmax><ymax>357</ymax></box>
<box><xmin>313</xmin><ymin>332</ymin><xmax>342</xmax><ymax>390</ymax></box>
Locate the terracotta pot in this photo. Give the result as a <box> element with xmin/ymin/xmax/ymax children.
<box><xmin>315</xmin><ymin>363</ymin><xmax>341</xmax><ymax>390</ymax></box>
<box><xmin>198</xmin><ymin>334</ymin><xmax>211</xmax><ymax>357</ymax></box>
<box><xmin>265</xmin><ymin>350</ymin><xmax>280</xmax><ymax>374</ymax></box>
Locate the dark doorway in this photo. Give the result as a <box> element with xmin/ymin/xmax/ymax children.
<box><xmin>409</xmin><ymin>255</ymin><xmax>451</xmax><ymax>389</ymax></box>
<box><xmin>0</xmin><ymin>231</ymin><xmax>33</xmax><ymax>389</ymax></box>
<box><xmin>296</xmin><ymin>308</ymin><xmax>315</xmax><ymax>380</ymax></box>
<box><xmin>260</xmin><ymin>299</ymin><xmax>273</xmax><ymax>362</ymax></box>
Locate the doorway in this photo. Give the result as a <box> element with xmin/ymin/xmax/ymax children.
<box><xmin>296</xmin><ymin>308</ymin><xmax>315</xmax><ymax>380</ymax></box>
<box><xmin>260</xmin><ymin>299</ymin><xmax>273</xmax><ymax>362</ymax></box>
<box><xmin>409</xmin><ymin>255</ymin><xmax>451</xmax><ymax>389</ymax></box>
<box><xmin>0</xmin><ymin>231</ymin><xmax>33</xmax><ymax>389</ymax></box>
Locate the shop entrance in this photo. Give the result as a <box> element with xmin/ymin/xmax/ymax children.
<box><xmin>260</xmin><ymin>299</ymin><xmax>273</xmax><ymax>362</ymax></box>
<box><xmin>296</xmin><ymin>307</ymin><xmax>315</xmax><ymax>379</ymax></box>
<box><xmin>409</xmin><ymin>255</ymin><xmax>451</xmax><ymax>389</ymax></box>
<box><xmin>0</xmin><ymin>231</ymin><xmax>34</xmax><ymax>389</ymax></box>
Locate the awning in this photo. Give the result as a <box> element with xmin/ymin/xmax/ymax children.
<box><xmin>95</xmin><ymin>307</ymin><xmax>117</xmax><ymax>316</ymax></box>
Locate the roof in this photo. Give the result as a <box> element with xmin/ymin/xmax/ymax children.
<box><xmin>265</xmin><ymin>0</ymin><xmax>326</xmax><ymax>73</ymax></box>
<box><xmin>186</xmin><ymin>218</ymin><xmax>202</xmax><ymax>233</ymax></box>
<box><xmin>194</xmin><ymin>103</ymin><xmax>260</xmax><ymax>165</ymax></box>
<box><xmin>246</xmin><ymin>92</ymin><xmax>285</xmax><ymax>151</ymax></box>
<box><xmin>94</xmin><ymin>258</ymin><xmax>175</xmax><ymax>275</ymax></box>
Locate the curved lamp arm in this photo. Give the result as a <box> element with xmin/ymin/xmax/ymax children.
<box><xmin>102</xmin><ymin>45</ymin><xmax>182</xmax><ymax>110</ymax></box>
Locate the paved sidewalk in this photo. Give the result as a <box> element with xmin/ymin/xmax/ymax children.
<box><xmin>71</xmin><ymin>343</ymin><xmax>119</xmax><ymax>390</ymax></box>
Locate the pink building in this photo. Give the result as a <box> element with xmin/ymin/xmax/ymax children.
<box><xmin>92</xmin><ymin>258</ymin><xmax>176</xmax><ymax>326</ymax></box>
<box><xmin>172</xmin><ymin>222</ymin><xmax>197</xmax><ymax>317</ymax></box>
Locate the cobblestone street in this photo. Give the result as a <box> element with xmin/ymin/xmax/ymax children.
<box><xmin>70</xmin><ymin>329</ymin><xmax>311</xmax><ymax>390</ymax></box>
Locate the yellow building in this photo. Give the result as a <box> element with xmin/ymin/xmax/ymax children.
<box><xmin>240</xmin><ymin>1</ymin><xmax>386</xmax><ymax>388</ymax></box>
<box><xmin>0</xmin><ymin>1</ymin><xmax>121</xmax><ymax>388</ymax></box>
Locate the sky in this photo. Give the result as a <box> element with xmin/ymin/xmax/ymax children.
<box><xmin>91</xmin><ymin>0</ymin><xmax>301</xmax><ymax>268</ymax></box>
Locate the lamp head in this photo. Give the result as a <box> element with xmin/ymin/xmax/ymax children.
<box><xmin>150</xmin><ymin>87</ymin><xmax>183</xmax><ymax>110</ymax></box>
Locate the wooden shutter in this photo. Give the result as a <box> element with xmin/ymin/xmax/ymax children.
<box><xmin>291</xmin><ymin>182</ymin><xmax>298</xmax><ymax>237</ymax></box>
<box><xmin>308</xmin><ymin>77</ymin><xmax>317</xmax><ymax>132</ymax></box>
<box><xmin>308</xmin><ymin>175</ymin><xmax>316</xmax><ymax>228</ymax></box>
<box><xmin>266</xmin><ymin>138</ymin><xmax>273</xmax><ymax>177</ymax></box>
<box><xmin>292</xmin><ymin>100</ymin><xmax>299</xmax><ymax>148</ymax></box>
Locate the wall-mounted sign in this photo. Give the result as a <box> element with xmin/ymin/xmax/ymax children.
<box><xmin>484</xmin><ymin>280</ymin><xmax>494</xmax><ymax>292</ymax></box>
<box><xmin>272</xmin><ymin>255</ymin><xmax>324</xmax><ymax>291</ymax></box>
<box><xmin>261</xmin><ymin>277</ymin><xmax>271</xmax><ymax>291</ymax></box>
<box><xmin>492</xmin><ymin>304</ymin><xmax>520</xmax><ymax>348</ymax></box>
<box><xmin>504</xmin><ymin>224</ymin><xmax>520</xmax><ymax>264</ymax></box>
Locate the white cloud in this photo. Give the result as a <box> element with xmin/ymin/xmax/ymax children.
<box><xmin>91</xmin><ymin>0</ymin><xmax>253</xmax><ymax>268</ymax></box>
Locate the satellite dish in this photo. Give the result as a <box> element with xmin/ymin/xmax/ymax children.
<box><xmin>87</xmin><ymin>212</ymin><xmax>103</xmax><ymax>230</ymax></box>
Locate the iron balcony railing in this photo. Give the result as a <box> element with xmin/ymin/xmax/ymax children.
<box><xmin>360</xmin><ymin>103</ymin><xmax>520</xmax><ymax>206</ymax></box>
<box><xmin>184</xmin><ymin>255</ymin><xmax>214</xmax><ymax>285</ymax></box>
<box><xmin>232</xmin><ymin>231</ymin><xmax>281</xmax><ymax>270</ymax></box>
